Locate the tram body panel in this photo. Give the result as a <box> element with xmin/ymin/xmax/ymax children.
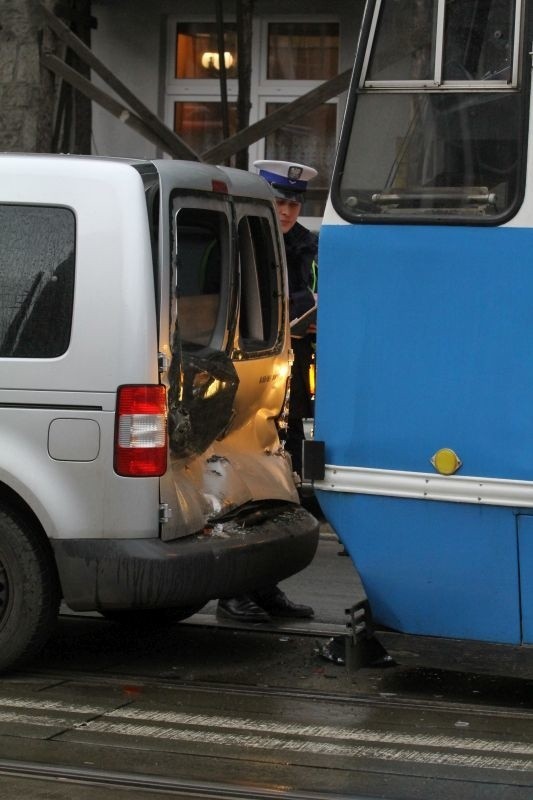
<box><xmin>315</xmin><ymin>223</ymin><xmax>533</xmax><ymax>479</ymax></box>
<box><xmin>518</xmin><ymin>515</ymin><xmax>533</xmax><ymax>643</ymax></box>
<box><xmin>320</xmin><ymin>493</ymin><xmax>520</xmax><ymax>644</ymax></box>
<box><xmin>314</xmin><ymin>223</ymin><xmax>533</xmax><ymax>643</ymax></box>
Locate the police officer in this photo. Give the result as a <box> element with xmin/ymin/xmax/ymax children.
<box><xmin>216</xmin><ymin>160</ymin><xmax>317</xmax><ymax>624</ymax></box>
<box><xmin>254</xmin><ymin>160</ymin><xmax>318</xmax><ymax>476</ymax></box>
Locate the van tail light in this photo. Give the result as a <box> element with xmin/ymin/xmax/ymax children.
<box><xmin>114</xmin><ymin>385</ymin><xmax>167</xmax><ymax>477</ymax></box>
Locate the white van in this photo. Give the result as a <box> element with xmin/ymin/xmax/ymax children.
<box><xmin>0</xmin><ymin>154</ymin><xmax>319</xmax><ymax>671</ymax></box>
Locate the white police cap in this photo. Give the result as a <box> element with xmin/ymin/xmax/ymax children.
<box><xmin>253</xmin><ymin>160</ymin><xmax>317</xmax><ymax>202</ymax></box>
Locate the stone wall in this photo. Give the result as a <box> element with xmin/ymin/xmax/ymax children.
<box><xmin>0</xmin><ymin>0</ymin><xmax>56</xmax><ymax>152</ymax></box>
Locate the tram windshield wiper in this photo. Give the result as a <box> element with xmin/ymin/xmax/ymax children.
<box><xmin>343</xmin><ymin>187</ymin><xmax>497</xmax><ymax>215</ymax></box>
<box><xmin>371</xmin><ymin>186</ymin><xmax>497</xmax><ymax>211</ymax></box>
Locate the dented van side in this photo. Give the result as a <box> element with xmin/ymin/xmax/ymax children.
<box><xmin>0</xmin><ymin>154</ymin><xmax>318</xmax><ymax>671</ymax></box>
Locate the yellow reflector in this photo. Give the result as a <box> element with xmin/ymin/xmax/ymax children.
<box><xmin>431</xmin><ymin>448</ymin><xmax>462</xmax><ymax>476</ymax></box>
<box><xmin>309</xmin><ymin>361</ymin><xmax>316</xmax><ymax>398</ymax></box>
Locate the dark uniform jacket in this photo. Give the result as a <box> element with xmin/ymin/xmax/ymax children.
<box><xmin>284</xmin><ymin>221</ymin><xmax>318</xmax><ymax>322</ymax></box>
<box><xmin>283</xmin><ymin>222</ymin><xmax>318</xmax><ymax>423</ymax></box>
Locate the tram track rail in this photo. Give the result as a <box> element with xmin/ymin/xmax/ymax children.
<box><xmin>5</xmin><ymin>655</ymin><xmax>533</xmax><ymax>797</ymax></box>
<box><xmin>0</xmin><ymin>758</ymin><xmax>369</xmax><ymax>800</ymax></box>
<box><xmin>3</xmin><ymin>675</ymin><xmax>533</xmax><ymax>797</ymax></box>
<box><xmin>4</xmin><ymin>599</ymin><xmax>533</xmax><ymax>797</ymax></box>
<box><xmin>9</xmin><ymin>609</ymin><xmax>532</xmax><ymax>725</ymax></box>
<box><xmin>13</xmin><ymin>664</ymin><xmax>533</xmax><ymax>722</ymax></box>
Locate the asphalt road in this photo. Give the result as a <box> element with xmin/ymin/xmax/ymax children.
<box><xmin>2</xmin><ymin>528</ymin><xmax>533</xmax><ymax>799</ymax></box>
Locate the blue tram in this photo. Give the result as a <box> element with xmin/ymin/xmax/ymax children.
<box><xmin>311</xmin><ymin>0</ymin><xmax>533</xmax><ymax>675</ymax></box>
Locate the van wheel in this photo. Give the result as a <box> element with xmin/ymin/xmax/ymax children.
<box><xmin>100</xmin><ymin>605</ymin><xmax>204</xmax><ymax>626</ymax></box>
<box><xmin>0</xmin><ymin>509</ymin><xmax>60</xmax><ymax>672</ymax></box>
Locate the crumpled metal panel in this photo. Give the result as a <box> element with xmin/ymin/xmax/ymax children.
<box><xmin>167</xmin><ymin>344</ymin><xmax>239</xmax><ymax>460</ymax></box>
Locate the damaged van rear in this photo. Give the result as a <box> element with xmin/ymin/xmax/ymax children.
<box><xmin>0</xmin><ymin>154</ymin><xmax>319</xmax><ymax>672</ymax></box>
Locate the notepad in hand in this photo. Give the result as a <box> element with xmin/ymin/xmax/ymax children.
<box><xmin>290</xmin><ymin>304</ymin><xmax>317</xmax><ymax>337</ymax></box>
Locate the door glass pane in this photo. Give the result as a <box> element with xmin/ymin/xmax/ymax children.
<box><xmin>267</xmin><ymin>22</ymin><xmax>339</xmax><ymax>80</ymax></box>
<box><xmin>367</xmin><ymin>0</ymin><xmax>438</xmax><ymax>81</ymax></box>
<box><xmin>175</xmin><ymin>23</ymin><xmax>238</xmax><ymax>79</ymax></box>
<box><xmin>265</xmin><ymin>103</ymin><xmax>336</xmax><ymax>216</ymax></box>
<box><xmin>174</xmin><ymin>102</ymin><xmax>238</xmax><ymax>154</ymax></box>
<box><xmin>443</xmin><ymin>0</ymin><xmax>515</xmax><ymax>81</ymax></box>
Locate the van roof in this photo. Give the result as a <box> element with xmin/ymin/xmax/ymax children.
<box><xmin>0</xmin><ymin>153</ymin><xmax>275</xmax><ymax>203</ymax></box>
<box><xmin>153</xmin><ymin>159</ymin><xmax>275</xmax><ymax>202</ymax></box>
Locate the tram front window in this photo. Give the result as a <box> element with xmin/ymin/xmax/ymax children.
<box><xmin>443</xmin><ymin>0</ymin><xmax>515</xmax><ymax>82</ymax></box>
<box><xmin>340</xmin><ymin>90</ymin><xmax>520</xmax><ymax>217</ymax></box>
<box><xmin>336</xmin><ymin>0</ymin><xmax>523</xmax><ymax>221</ymax></box>
<box><xmin>366</xmin><ymin>0</ymin><xmax>438</xmax><ymax>81</ymax></box>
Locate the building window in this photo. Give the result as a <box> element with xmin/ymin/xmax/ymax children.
<box><xmin>258</xmin><ymin>20</ymin><xmax>339</xmax><ymax>219</ymax></box>
<box><xmin>175</xmin><ymin>22</ymin><xmax>238</xmax><ymax>79</ymax></box>
<box><xmin>267</xmin><ymin>22</ymin><xmax>339</xmax><ymax>80</ymax></box>
<box><xmin>166</xmin><ymin>16</ymin><xmax>340</xmax><ymax>219</ymax></box>
<box><xmin>265</xmin><ymin>102</ymin><xmax>337</xmax><ymax>218</ymax></box>
<box><xmin>174</xmin><ymin>101</ymin><xmax>238</xmax><ymax>154</ymax></box>
<box><xmin>168</xmin><ymin>18</ymin><xmax>239</xmax><ymax>158</ymax></box>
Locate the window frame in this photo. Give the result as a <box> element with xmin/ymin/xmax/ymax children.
<box><xmin>360</xmin><ymin>0</ymin><xmax>523</xmax><ymax>91</ymax></box>
<box><xmin>166</xmin><ymin>16</ymin><xmax>240</xmax><ymax>96</ymax></box>
<box><xmin>256</xmin><ymin>14</ymin><xmax>340</xmax><ymax>91</ymax></box>
<box><xmin>330</xmin><ymin>0</ymin><xmax>530</xmax><ymax>227</ymax></box>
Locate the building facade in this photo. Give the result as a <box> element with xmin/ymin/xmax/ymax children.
<box><xmin>91</xmin><ymin>0</ymin><xmax>363</xmax><ymax>225</ymax></box>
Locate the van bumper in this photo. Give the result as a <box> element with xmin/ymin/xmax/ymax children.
<box><xmin>52</xmin><ymin>506</ymin><xmax>320</xmax><ymax>611</ymax></box>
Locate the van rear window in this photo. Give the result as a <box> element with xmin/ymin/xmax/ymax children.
<box><xmin>0</xmin><ymin>205</ymin><xmax>75</xmax><ymax>358</ymax></box>
<box><xmin>175</xmin><ymin>208</ymin><xmax>228</xmax><ymax>348</ymax></box>
<box><xmin>238</xmin><ymin>214</ymin><xmax>281</xmax><ymax>353</ymax></box>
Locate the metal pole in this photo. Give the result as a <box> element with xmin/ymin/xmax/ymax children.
<box><xmin>215</xmin><ymin>0</ymin><xmax>230</xmax><ymax>147</ymax></box>
<box><xmin>235</xmin><ymin>0</ymin><xmax>253</xmax><ymax>170</ymax></box>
